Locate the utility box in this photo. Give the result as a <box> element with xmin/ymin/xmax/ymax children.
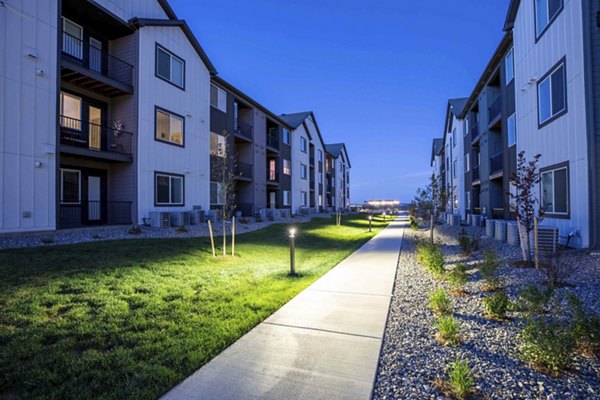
<box><xmin>150</xmin><ymin>212</ymin><xmax>170</xmax><ymax>228</ymax></box>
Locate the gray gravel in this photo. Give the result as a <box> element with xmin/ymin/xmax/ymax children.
<box><xmin>0</xmin><ymin>215</ymin><xmax>323</xmax><ymax>250</ymax></box>
<box><xmin>373</xmin><ymin>223</ymin><xmax>600</xmax><ymax>399</ymax></box>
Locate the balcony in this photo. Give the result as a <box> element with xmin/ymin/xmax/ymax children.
<box><xmin>266</xmin><ymin>170</ymin><xmax>279</xmax><ymax>185</ymax></box>
<box><xmin>492</xmin><ymin>208</ymin><xmax>505</xmax><ymax>219</ymax></box>
<box><xmin>472</xmin><ymin>165</ymin><xmax>480</xmax><ymax>184</ymax></box>
<box><xmin>236</xmin><ymin>203</ymin><xmax>253</xmax><ymax>217</ymax></box>
<box><xmin>61</xmin><ymin>32</ymin><xmax>133</xmax><ymax>96</ymax></box>
<box><xmin>235</xmin><ymin>121</ymin><xmax>253</xmax><ymax>142</ymax></box>
<box><xmin>470</xmin><ymin>121</ymin><xmax>479</xmax><ymax>142</ymax></box>
<box><xmin>490</xmin><ymin>152</ymin><xmax>503</xmax><ymax>177</ymax></box>
<box><xmin>59</xmin><ymin>200</ymin><xmax>132</xmax><ymax>228</ymax></box>
<box><xmin>310</xmin><ymin>156</ymin><xmax>315</xmax><ymax>165</ymax></box>
<box><xmin>488</xmin><ymin>97</ymin><xmax>501</xmax><ymax>127</ymax></box>
<box><xmin>266</xmin><ymin>134</ymin><xmax>279</xmax><ymax>151</ymax></box>
<box><xmin>59</xmin><ymin>115</ymin><xmax>133</xmax><ymax>162</ymax></box>
<box><xmin>235</xmin><ymin>161</ymin><xmax>253</xmax><ymax>181</ymax></box>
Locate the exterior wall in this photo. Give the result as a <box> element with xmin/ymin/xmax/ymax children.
<box><xmin>92</xmin><ymin>0</ymin><xmax>168</xmax><ymax>21</ymax></box>
<box><xmin>253</xmin><ymin>109</ymin><xmax>268</xmax><ymax>210</ymax></box>
<box><xmin>136</xmin><ymin>25</ymin><xmax>210</xmax><ymax>223</ymax></box>
<box><xmin>305</xmin><ymin>116</ymin><xmax>326</xmax><ymax>210</ymax></box>
<box><xmin>513</xmin><ymin>0</ymin><xmax>590</xmax><ymax>247</ymax></box>
<box><xmin>291</xmin><ymin>124</ymin><xmax>310</xmax><ymax>213</ymax></box>
<box><xmin>0</xmin><ymin>0</ymin><xmax>58</xmax><ymax>233</ymax></box>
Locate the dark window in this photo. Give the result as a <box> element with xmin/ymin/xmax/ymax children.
<box><xmin>155</xmin><ymin>172</ymin><xmax>184</xmax><ymax>206</ymax></box>
<box><xmin>541</xmin><ymin>165</ymin><xmax>568</xmax><ymax>214</ymax></box>
<box><xmin>538</xmin><ymin>60</ymin><xmax>566</xmax><ymax>126</ymax></box>
<box><xmin>155</xmin><ymin>44</ymin><xmax>184</xmax><ymax>89</ymax></box>
<box><xmin>535</xmin><ymin>0</ymin><xmax>563</xmax><ymax>39</ymax></box>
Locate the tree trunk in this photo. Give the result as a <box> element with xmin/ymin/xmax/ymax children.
<box><xmin>516</xmin><ymin>216</ymin><xmax>529</xmax><ymax>261</ymax></box>
<box><xmin>430</xmin><ymin>213</ymin><xmax>434</xmax><ymax>244</ymax></box>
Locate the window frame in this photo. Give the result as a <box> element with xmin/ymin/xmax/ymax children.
<box><xmin>505</xmin><ymin>47</ymin><xmax>514</xmax><ymax>83</ymax></box>
<box><xmin>60</xmin><ymin>168</ymin><xmax>81</xmax><ymax>204</ymax></box>
<box><xmin>301</xmin><ymin>164</ymin><xmax>308</xmax><ymax>180</ymax></box>
<box><xmin>154</xmin><ymin>171</ymin><xmax>185</xmax><ymax>207</ymax></box>
<box><xmin>155</xmin><ymin>106</ymin><xmax>185</xmax><ymax>148</ymax></box>
<box><xmin>283</xmin><ymin>129</ymin><xmax>290</xmax><ymax>145</ymax></box>
<box><xmin>300</xmin><ymin>136</ymin><xmax>307</xmax><ymax>153</ymax></box>
<box><xmin>155</xmin><ymin>43</ymin><xmax>185</xmax><ymax>90</ymax></box>
<box><xmin>210</xmin><ymin>84</ymin><xmax>227</xmax><ymax>113</ymax></box>
<box><xmin>283</xmin><ymin>159</ymin><xmax>291</xmax><ymax>176</ymax></box>
<box><xmin>507</xmin><ymin>113</ymin><xmax>517</xmax><ymax>147</ymax></box>
<box><xmin>539</xmin><ymin>161</ymin><xmax>569</xmax><ymax>219</ymax></box>
<box><xmin>537</xmin><ymin>58</ymin><xmax>567</xmax><ymax>128</ymax></box>
<box><xmin>210</xmin><ymin>181</ymin><xmax>225</xmax><ymax>206</ymax></box>
<box><xmin>534</xmin><ymin>0</ymin><xmax>564</xmax><ymax>41</ymax></box>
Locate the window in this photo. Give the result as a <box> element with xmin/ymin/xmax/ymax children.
<box><xmin>453</xmin><ymin>160</ymin><xmax>457</xmax><ymax>178</ymax></box>
<box><xmin>283</xmin><ymin>190</ymin><xmax>290</xmax><ymax>206</ymax></box>
<box><xmin>155</xmin><ymin>107</ymin><xmax>184</xmax><ymax>146</ymax></box>
<box><xmin>62</xmin><ymin>18</ymin><xmax>83</xmax><ymax>59</ymax></box>
<box><xmin>318</xmin><ymin>149</ymin><xmax>323</xmax><ymax>162</ymax></box>
<box><xmin>300</xmin><ymin>136</ymin><xmax>307</xmax><ymax>153</ymax></box>
<box><xmin>156</xmin><ymin>44</ymin><xmax>184</xmax><ymax>88</ymax></box>
<box><xmin>60</xmin><ymin>169</ymin><xmax>81</xmax><ymax>203</ymax></box>
<box><xmin>466</xmin><ymin>191</ymin><xmax>471</xmax><ymax>210</ymax></box>
<box><xmin>535</xmin><ymin>0</ymin><xmax>563</xmax><ymax>39</ymax></box>
<box><xmin>465</xmin><ymin>154</ymin><xmax>470</xmax><ymax>172</ymax></box>
<box><xmin>156</xmin><ymin>172</ymin><xmax>184</xmax><ymax>206</ymax></box>
<box><xmin>465</xmin><ymin>119</ymin><xmax>469</xmax><ymax>137</ymax></box>
<box><xmin>60</xmin><ymin>92</ymin><xmax>82</xmax><ymax>130</ymax></box>
<box><xmin>538</xmin><ymin>60</ymin><xmax>566</xmax><ymax>126</ymax></box>
<box><xmin>318</xmin><ymin>194</ymin><xmax>322</xmax><ymax>206</ymax></box>
<box><xmin>283</xmin><ymin>159</ymin><xmax>291</xmax><ymax>175</ymax></box>
<box><xmin>210</xmin><ymin>132</ymin><xmax>226</xmax><ymax>157</ymax></box>
<box><xmin>210</xmin><ymin>182</ymin><xmax>224</xmax><ymax>205</ymax></box>
<box><xmin>301</xmin><ymin>164</ymin><xmax>308</xmax><ymax>179</ymax></box>
<box><xmin>283</xmin><ymin>129</ymin><xmax>290</xmax><ymax>145</ymax></box>
<box><xmin>301</xmin><ymin>191</ymin><xmax>308</xmax><ymax>207</ymax></box>
<box><xmin>210</xmin><ymin>84</ymin><xmax>227</xmax><ymax>113</ymax></box>
<box><xmin>505</xmin><ymin>48</ymin><xmax>514</xmax><ymax>83</ymax></box>
<box><xmin>452</xmin><ymin>128</ymin><xmax>456</xmax><ymax>147</ymax></box>
<box><xmin>318</xmin><ymin>173</ymin><xmax>323</xmax><ymax>184</ymax></box>
<box><xmin>541</xmin><ymin>164</ymin><xmax>568</xmax><ymax>215</ymax></box>
<box><xmin>507</xmin><ymin>113</ymin><xmax>517</xmax><ymax>147</ymax></box>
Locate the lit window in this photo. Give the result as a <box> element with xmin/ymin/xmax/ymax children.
<box><xmin>283</xmin><ymin>159</ymin><xmax>291</xmax><ymax>175</ymax></box>
<box><xmin>156</xmin><ymin>107</ymin><xmax>184</xmax><ymax>146</ymax></box>
<box><xmin>210</xmin><ymin>132</ymin><xmax>227</xmax><ymax>157</ymax></box>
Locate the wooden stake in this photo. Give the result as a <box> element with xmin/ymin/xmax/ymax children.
<box><xmin>208</xmin><ymin>220</ymin><xmax>216</xmax><ymax>257</ymax></box>
<box><xmin>534</xmin><ymin>217</ymin><xmax>539</xmax><ymax>270</ymax></box>
<box><xmin>231</xmin><ymin>216</ymin><xmax>236</xmax><ymax>257</ymax></box>
<box><xmin>222</xmin><ymin>220</ymin><xmax>226</xmax><ymax>256</ymax></box>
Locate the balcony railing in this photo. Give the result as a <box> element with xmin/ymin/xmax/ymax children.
<box><xmin>235</xmin><ymin>121</ymin><xmax>253</xmax><ymax>140</ymax></box>
<box><xmin>59</xmin><ymin>115</ymin><xmax>133</xmax><ymax>156</ymax></box>
<box><xmin>62</xmin><ymin>32</ymin><xmax>133</xmax><ymax>87</ymax></box>
<box><xmin>490</xmin><ymin>152</ymin><xmax>503</xmax><ymax>174</ymax></box>
<box><xmin>267</xmin><ymin>169</ymin><xmax>279</xmax><ymax>182</ymax></box>
<box><xmin>310</xmin><ymin>156</ymin><xmax>315</xmax><ymax>165</ymax></box>
<box><xmin>59</xmin><ymin>201</ymin><xmax>132</xmax><ymax>228</ymax></box>
<box><xmin>235</xmin><ymin>161</ymin><xmax>253</xmax><ymax>180</ymax></box>
<box><xmin>488</xmin><ymin>97</ymin><xmax>501</xmax><ymax>123</ymax></box>
<box><xmin>267</xmin><ymin>134</ymin><xmax>279</xmax><ymax>150</ymax></box>
<box><xmin>470</xmin><ymin>121</ymin><xmax>479</xmax><ymax>139</ymax></box>
<box><xmin>236</xmin><ymin>203</ymin><xmax>253</xmax><ymax>217</ymax></box>
<box><xmin>492</xmin><ymin>208</ymin><xmax>504</xmax><ymax>219</ymax></box>
<box><xmin>472</xmin><ymin>165</ymin><xmax>480</xmax><ymax>181</ymax></box>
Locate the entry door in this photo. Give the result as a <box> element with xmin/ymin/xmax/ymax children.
<box><xmin>88</xmin><ymin>176</ymin><xmax>101</xmax><ymax>221</ymax></box>
<box><xmin>269</xmin><ymin>192</ymin><xmax>276</xmax><ymax>209</ymax></box>
<box><xmin>88</xmin><ymin>106</ymin><xmax>102</xmax><ymax>150</ymax></box>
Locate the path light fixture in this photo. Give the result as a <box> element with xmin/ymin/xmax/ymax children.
<box><xmin>289</xmin><ymin>228</ymin><xmax>297</xmax><ymax>276</ymax></box>
<box><xmin>368</xmin><ymin>215</ymin><xmax>372</xmax><ymax>232</ymax></box>
<box><xmin>383</xmin><ymin>212</ymin><xmax>386</xmax><ymax>221</ymax></box>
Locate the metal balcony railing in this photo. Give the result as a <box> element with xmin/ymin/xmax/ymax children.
<box><xmin>62</xmin><ymin>32</ymin><xmax>133</xmax><ymax>86</ymax></box>
<box><xmin>472</xmin><ymin>165</ymin><xmax>480</xmax><ymax>181</ymax></box>
<box><xmin>488</xmin><ymin>97</ymin><xmax>501</xmax><ymax>123</ymax></box>
<box><xmin>470</xmin><ymin>121</ymin><xmax>479</xmax><ymax>139</ymax></box>
<box><xmin>59</xmin><ymin>115</ymin><xmax>133</xmax><ymax>155</ymax></box>
<box><xmin>490</xmin><ymin>152</ymin><xmax>503</xmax><ymax>174</ymax></box>
<box><xmin>235</xmin><ymin>161</ymin><xmax>253</xmax><ymax>179</ymax></box>
<box><xmin>267</xmin><ymin>134</ymin><xmax>279</xmax><ymax>150</ymax></box>
<box><xmin>235</xmin><ymin>121</ymin><xmax>253</xmax><ymax>140</ymax></box>
<box><xmin>59</xmin><ymin>200</ymin><xmax>132</xmax><ymax>228</ymax></box>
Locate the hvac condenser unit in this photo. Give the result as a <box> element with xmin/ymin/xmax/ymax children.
<box><xmin>150</xmin><ymin>212</ymin><xmax>170</xmax><ymax>228</ymax></box>
<box><xmin>170</xmin><ymin>211</ymin><xmax>191</xmax><ymax>226</ymax></box>
<box><xmin>190</xmin><ymin>210</ymin><xmax>205</xmax><ymax>225</ymax></box>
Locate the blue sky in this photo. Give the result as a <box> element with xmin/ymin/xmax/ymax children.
<box><xmin>170</xmin><ymin>0</ymin><xmax>510</xmax><ymax>203</ymax></box>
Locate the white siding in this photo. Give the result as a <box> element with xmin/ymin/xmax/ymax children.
<box><xmin>513</xmin><ymin>0</ymin><xmax>590</xmax><ymax>247</ymax></box>
<box><xmin>305</xmin><ymin>116</ymin><xmax>325</xmax><ymax>208</ymax></box>
<box><xmin>291</xmin><ymin>124</ymin><xmax>310</xmax><ymax>213</ymax></box>
<box><xmin>0</xmin><ymin>0</ymin><xmax>58</xmax><ymax>233</ymax></box>
<box><xmin>136</xmin><ymin>26</ymin><xmax>210</xmax><ymax>222</ymax></box>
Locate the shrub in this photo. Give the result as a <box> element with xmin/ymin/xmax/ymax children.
<box><xmin>516</xmin><ymin>285</ymin><xmax>554</xmax><ymax>316</ymax></box>
<box><xmin>435</xmin><ymin>315</ymin><xmax>460</xmax><ymax>346</ymax></box>
<box><xmin>428</xmin><ymin>289</ymin><xmax>451</xmax><ymax>315</ymax></box>
<box><xmin>40</xmin><ymin>236</ymin><xmax>55</xmax><ymax>244</ymax></box>
<box><xmin>484</xmin><ymin>291</ymin><xmax>510</xmax><ymax>320</ymax></box>
<box><xmin>458</xmin><ymin>229</ymin><xmax>472</xmax><ymax>256</ymax></box>
<box><xmin>417</xmin><ymin>241</ymin><xmax>445</xmax><ymax>277</ymax></box>
<box><xmin>447</xmin><ymin>264</ymin><xmax>468</xmax><ymax>294</ymax></box>
<box><xmin>255</xmin><ymin>216</ymin><xmax>263</xmax><ymax>223</ymax></box>
<box><xmin>518</xmin><ymin>316</ymin><xmax>575</xmax><ymax>375</ymax></box>
<box><xmin>567</xmin><ymin>293</ymin><xmax>600</xmax><ymax>358</ymax></box>
<box><xmin>239</xmin><ymin>217</ymin><xmax>249</xmax><ymax>224</ymax></box>
<box><xmin>267</xmin><ymin>215</ymin><xmax>275</xmax><ymax>221</ymax></box>
<box><xmin>479</xmin><ymin>249</ymin><xmax>502</xmax><ymax>291</ymax></box>
<box><xmin>176</xmin><ymin>225</ymin><xmax>188</xmax><ymax>233</ymax></box>
<box><xmin>447</xmin><ymin>357</ymin><xmax>474</xmax><ymax>400</ymax></box>
<box><xmin>409</xmin><ymin>215</ymin><xmax>419</xmax><ymax>231</ymax></box>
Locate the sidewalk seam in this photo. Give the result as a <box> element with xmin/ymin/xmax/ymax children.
<box><xmin>262</xmin><ymin>321</ymin><xmax>383</xmax><ymax>340</ymax></box>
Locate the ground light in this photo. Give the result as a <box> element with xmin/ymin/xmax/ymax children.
<box><xmin>289</xmin><ymin>228</ymin><xmax>297</xmax><ymax>276</ymax></box>
<box><xmin>368</xmin><ymin>215</ymin><xmax>372</xmax><ymax>232</ymax></box>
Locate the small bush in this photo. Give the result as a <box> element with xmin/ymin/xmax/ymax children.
<box><xmin>267</xmin><ymin>215</ymin><xmax>275</xmax><ymax>221</ymax></box>
<box><xmin>128</xmin><ymin>225</ymin><xmax>142</xmax><ymax>235</ymax></box>
<box><xmin>479</xmin><ymin>249</ymin><xmax>502</xmax><ymax>291</ymax></box>
<box><xmin>409</xmin><ymin>215</ymin><xmax>419</xmax><ymax>230</ymax></box>
<box><xmin>484</xmin><ymin>291</ymin><xmax>510</xmax><ymax>320</ymax></box>
<box><xmin>567</xmin><ymin>293</ymin><xmax>600</xmax><ymax>358</ymax></box>
<box><xmin>516</xmin><ymin>285</ymin><xmax>554</xmax><ymax>316</ymax></box>
<box><xmin>239</xmin><ymin>217</ymin><xmax>249</xmax><ymax>224</ymax></box>
<box><xmin>435</xmin><ymin>315</ymin><xmax>460</xmax><ymax>346</ymax></box>
<box><xmin>448</xmin><ymin>357</ymin><xmax>474</xmax><ymax>399</ymax></box>
<box><xmin>40</xmin><ymin>236</ymin><xmax>55</xmax><ymax>244</ymax></box>
<box><xmin>447</xmin><ymin>264</ymin><xmax>468</xmax><ymax>294</ymax></box>
<box><xmin>518</xmin><ymin>316</ymin><xmax>575</xmax><ymax>375</ymax></box>
<box><xmin>176</xmin><ymin>225</ymin><xmax>188</xmax><ymax>233</ymax></box>
<box><xmin>255</xmin><ymin>216</ymin><xmax>263</xmax><ymax>223</ymax></box>
<box><xmin>458</xmin><ymin>229</ymin><xmax>472</xmax><ymax>256</ymax></box>
<box><xmin>428</xmin><ymin>289</ymin><xmax>451</xmax><ymax>315</ymax></box>
<box><xmin>417</xmin><ymin>241</ymin><xmax>445</xmax><ymax>277</ymax></box>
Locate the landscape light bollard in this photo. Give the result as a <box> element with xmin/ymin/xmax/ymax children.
<box><xmin>383</xmin><ymin>212</ymin><xmax>386</xmax><ymax>221</ymax></box>
<box><xmin>368</xmin><ymin>215</ymin><xmax>372</xmax><ymax>232</ymax></box>
<box><xmin>289</xmin><ymin>228</ymin><xmax>297</xmax><ymax>276</ymax></box>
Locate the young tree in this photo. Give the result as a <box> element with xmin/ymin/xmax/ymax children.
<box><xmin>509</xmin><ymin>151</ymin><xmax>543</xmax><ymax>262</ymax></box>
<box><xmin>415</xmin><ymin>174</ymin><xmax>443</xmax><ymax>244</ymax></box>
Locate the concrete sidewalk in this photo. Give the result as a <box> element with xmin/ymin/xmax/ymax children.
<box><xmin>162</xmin><ymin>217</ymin><xmax>406</xmax><ymax>400</ymax></box>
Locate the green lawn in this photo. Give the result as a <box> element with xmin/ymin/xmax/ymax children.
<box><xmin>0</xmin><ymin>214</ymin><xmax>390</xmax><ymax>400</ymax></box>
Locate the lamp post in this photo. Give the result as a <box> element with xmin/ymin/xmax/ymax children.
<box><xmin>383</xmin><ymin>212</ymin><xmax>386</xmax><ymax>221</ymax></box>
<box><xmin>289</xmin><ymin>228</ymin><xmax>297</xmax><ymax>276</ymax></box>
<box><xmin>368</xmin><ymin>215</ymin><xmax>372</xmax><ymax>232</ymax></box>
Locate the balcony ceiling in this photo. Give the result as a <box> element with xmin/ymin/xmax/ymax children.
<box><xmin>62</xmin><ymin>0</ymin><xmax>134</xmax><ymax>40</ymax></box>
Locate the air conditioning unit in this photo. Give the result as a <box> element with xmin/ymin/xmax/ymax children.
<box><xmin>150</xmin><ymin>212</ymin><xmax>170</xmax><ymax>228</ymax></box>
<box><xmin>170</xmin><ymin>211</ymin><xmax>191</xmax><ymax>226</ymax></box>
<box><xmin>190</xmin><ymin>210</ymin><xmax>205</xmax><ymax>225</ymax></box>
<box><xmin>495</xmin><ymin>220</ymin><xmax>507</xmax><ymax>242</ymax></box>
<box><xmin>535</xmin><ymin>226</ymin><xmax>559</xmax><ymax>254</ymax></box>
<box><xmin>450</xmin><ymin>214</ymin><xmax>460</xmax><ymax>226</ymax></box>
<box><xmin>506</xmin><ymin>222</ymin><xmax>520</xmax><ymax>246</ymax></box>
<box><xmin>485</xmin><ymin>220</ymin><xmax>496</xmax><ymax>237</ymax></box>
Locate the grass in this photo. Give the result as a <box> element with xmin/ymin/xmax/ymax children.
<box><xmin>0</xmin><ymin>214</ymin><xmax>390</xmax><ymax>399</ymax></box>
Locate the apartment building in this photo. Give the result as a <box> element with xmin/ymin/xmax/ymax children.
<box><xmin>0</xmin><ymin>0</ymin><xmax>216</xmax><ymax>233</ymax></box>
<box><xmin>209</xmin><ymin>77</ymin><xmax>293</xmax><ymax>217</ymax></box>
<box><xmin>441</xmin><ymin>98</ymin><xmax>468</xmax><ymax>220</ymax></box>
<box><xmin>279</xmin><ymin>112</ymin><xmax>328</xmax><ymax>213</ymax></box>
<box><xmin>325</xmin><ymin>143</ymin><xmax>351</xmax><ymax>211</ymax></box>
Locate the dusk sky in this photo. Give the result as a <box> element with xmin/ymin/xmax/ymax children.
<box><xmin>170</xmin><ymin>0</ymin><xmax>510</xmax><ymax>204</ymax></box>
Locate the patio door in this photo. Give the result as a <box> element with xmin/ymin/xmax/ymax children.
<box><xmin>88</xmin><ymin>105</ymin><xmax>102</xmax><ymax>150</ymax></box>
<box><xmin>82</xmin><ymin>169</ymin><xmax>107</xmax><ymax>226</ymax></box>
<box><xmin>88</xmin><ymin>176</ymin><xmax>101</xmax><ymax>221</ymax></box>
<box><xmin>269</xmin><ymin>192</ymin><xmax>276</xmax><ymax>209</ymax></box>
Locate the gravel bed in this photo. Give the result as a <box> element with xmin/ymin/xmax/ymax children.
<box><xmin>373</xmin><ymin>223</ymin><xmax>600</xmax><ymax>399</ymax></box>
<box><xmin>0</xmin><ymin>215</ymin><xmax>323</xmax><ymax>250</ymax></box>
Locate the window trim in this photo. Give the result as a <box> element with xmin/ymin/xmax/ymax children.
<box><xmin>283</xmin><ymin>129</ymin><xmax>290</xmax><ymax>145</ymax></box>
<box><xmin>154</xmin><ymin>171</ymin><xmax>185</xmax><ymax>207</ymax></box>
<box><xmin>154</xmin><ymin>105</ymin><xmax>185</xmax><ymax>148</ymax></box>
<box><xmin>283</xmin><ymin>159</ymin><xmax>291</xmax><ymax>176</ymax></box>
<box><xmin>283</xmin><ymin>190</ymin><xmax>291</xmax><ymax>206</ymax></box>
<box><xmin>301</xmin><ymin>164</ymin><xmax>308</xmax><ymax>180</ymax></box>
<box><xmin>539</xmin><ymin>161</ymin><xmax>570</xmax><ymax>219</ymax></box>
<box><xmin>210</xmin><ymin>84</ymin><xmax>227</xmax><ymax>113</ymax></box>
<box><xmin>534</xmin><ymin>0</ymin><xmax>564</xmax><ymax>42</ymax></box>
<box><xmin>60</xmin><ymin>168</ymin><xmax>81</xmax><ymax>204</ymax></box>
<box><xmin>507</xmin><ymin>112</ymin><xmax>517</xmax><ymax>147</ymax></box>
<box><xmin>505</xmin><ymin>47</ymin><xmax>514</xmax><ymax>84</ymax></box>
<box><xmin>537</xmin><ymin>57</ymin><xmax>567</xmax><ymax>128</ymax></box>
<box><xmin>155</xmin><ymin>43</ymin><xmax>185</xmax><ymax>90</ymax></box>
